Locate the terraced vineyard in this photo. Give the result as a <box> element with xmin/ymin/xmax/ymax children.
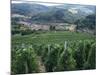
<box><xmin>12</xmin><ymin>31</ymin><xmax>95</xmax><ymax>45</ymax></box>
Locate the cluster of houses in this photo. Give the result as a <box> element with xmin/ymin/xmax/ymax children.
<box><xmin>18</xmin><ymin>21</ymin><xmax>77</xmax><ymax>32</ymax></box>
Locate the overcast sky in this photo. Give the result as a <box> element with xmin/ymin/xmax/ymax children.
<box><xmin>12</xmin><ymin>0</ymin><xmax>96</xmax><ymax>6</ymax></box>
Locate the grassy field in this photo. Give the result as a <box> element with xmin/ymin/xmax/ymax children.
<box><xmin>12</xmin><ymin>31</ymin><xmax>95</xmax><ymax>45</ymax></box>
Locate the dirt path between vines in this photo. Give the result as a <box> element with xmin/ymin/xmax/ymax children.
<box><xmin>36</xmin><ymin>56</ymin><xmax>46</xmax><ymax>72</ymax></box>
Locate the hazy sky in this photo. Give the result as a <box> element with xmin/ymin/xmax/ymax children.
<box><xmin>12</xmin><ymin>0</ymin><xmax>96</xmax><ymax>6</ymax></box>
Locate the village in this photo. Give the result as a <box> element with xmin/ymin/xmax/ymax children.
<box><xmin>18</xmin><ymin>21</ymin><xmax>77</xmax><ymax>32</ymax></box>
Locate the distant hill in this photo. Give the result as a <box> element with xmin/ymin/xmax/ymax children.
<box><xmin>11</xmin><ymin>3</ymin><xmax>96</xmax><ymax>23</ymax></box>
<box><xmin>11</xmin><ymin>3</ymin><xmax>49</xmax><ymax>16</ymax></box>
